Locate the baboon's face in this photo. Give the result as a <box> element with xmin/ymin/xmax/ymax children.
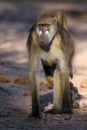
<box><xmin>36</xmin><ymin>18</ymin><xmax>57</xmax><ymax>51</ymax></box>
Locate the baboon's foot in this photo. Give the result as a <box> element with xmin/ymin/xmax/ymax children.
<box><xmin>43</xmin><ymin>103</ymin><xmax>73</xmax><ymax>114</ymax></box>
<box><xmin>43</xmin><ymin>103</ymin><xmax>60</xmax><ymax>114</ymax></box>
<box><xmin>28</xmin><ymin>112</ymin><xmax>41</xmax><ymax>119</ymax></box>
<box><xmin>62</xmin><ymin>107</ymin><xmax>73</xmax><ymax>114</ymax></box>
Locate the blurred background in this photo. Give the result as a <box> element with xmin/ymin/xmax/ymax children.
<box><xmin>0</xmin><ymin>0</ymin><xmax>87</xmax><ymax>84</ymax></box>
<box><xmin>0</xmin><ymin>1</ymin><xmax>87</xmax><ymax>129</ymax></box>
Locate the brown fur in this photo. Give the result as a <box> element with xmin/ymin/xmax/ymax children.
<box><xmin>27</xmin><ymin>10</ymin><xmax>74</xmax><ymax>118</ymax></box>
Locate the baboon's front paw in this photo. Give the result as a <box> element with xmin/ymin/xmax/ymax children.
<box><xmin>43</xmin><ymin>103</ymin><xmax>60</xmax><ymax>114</ymax></box>
<box><xmin>28</xmin><ymin>112</ymin><xmax>41</xmax><ymax>119</ymax></box>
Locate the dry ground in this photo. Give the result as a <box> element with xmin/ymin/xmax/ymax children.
<box><xmin>0</xmin><ymin>1</ymin><xmax>87</xmax><ymax>130</ymax></box>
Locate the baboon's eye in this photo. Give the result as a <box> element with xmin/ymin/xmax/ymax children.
<box><xmin>39</xmin><ymin>24</ymin><xmax>50</xmax><ymax>32</ymax></box>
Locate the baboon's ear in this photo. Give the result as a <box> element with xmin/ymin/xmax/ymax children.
<box><xmin>53</xmin><ymin>16</ymin><xmax>57</xmax><ymax>23</ymax></box>
<box><xmin>50</xmin><ymin>17</ymin><xmax>58</xmax><ymax>25</ymax></box>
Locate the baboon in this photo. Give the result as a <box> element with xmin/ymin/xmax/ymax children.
<box><xmin>27</xmin><ymin>10</ymin><xmax>75</xmax><ymax>118</ymax></box>
<box><xmin>42</xmin><ymin>10</ymin><xmax>74</xmax><ymax>79</ymax></box>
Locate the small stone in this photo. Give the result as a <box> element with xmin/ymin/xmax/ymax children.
<box><xmin>0</xmin><ymin>75</ymin><xmax>10</xmax><ymax>83</ymax></box>
<box><xmin>80</xmin><ymin>80</ymin><xmax>87</xmax><ymax>88</ymax></box>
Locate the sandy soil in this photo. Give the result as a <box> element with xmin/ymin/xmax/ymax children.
<box><xmin>0</xmin><ymin>1</ymin><xmax>87</xmax><ymax>130</ymax></box>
